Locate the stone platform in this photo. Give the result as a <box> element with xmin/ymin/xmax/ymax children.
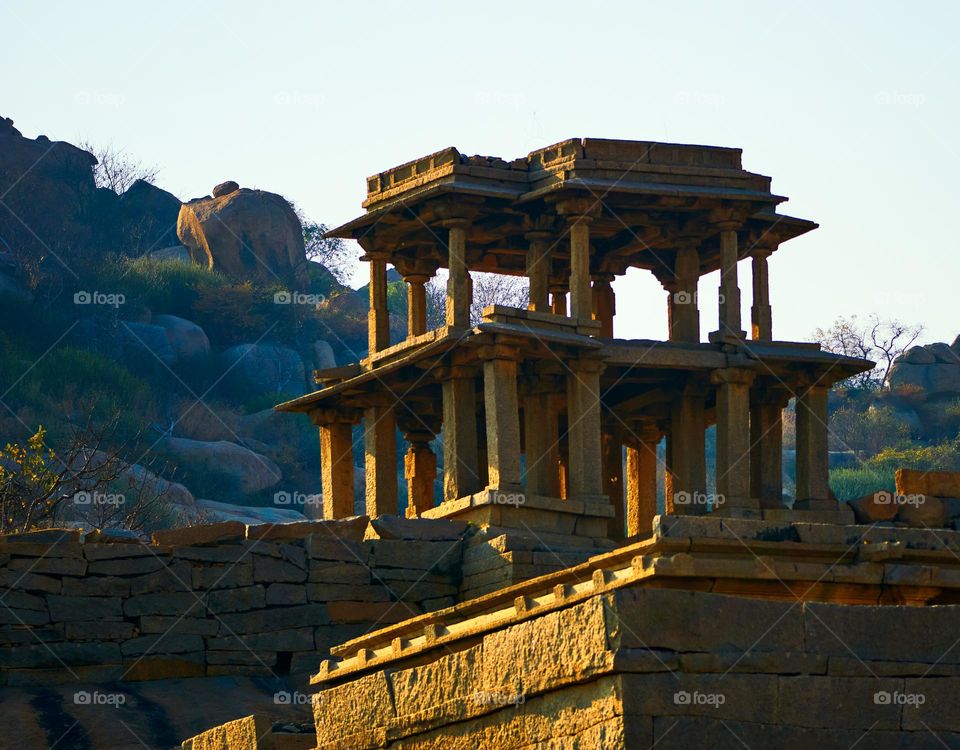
<box><xmin>301</xmin><ymin>514</ymin><xmax>960</xmax><ymax>748</ymax></box>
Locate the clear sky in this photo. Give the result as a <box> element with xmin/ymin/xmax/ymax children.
<box><xmin>3</xmin><ymin>1</ymin><xmax>956</xmax><ymax>345</ymax></box>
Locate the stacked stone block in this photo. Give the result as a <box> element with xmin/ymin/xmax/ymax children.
<box><xmin>0</xmin><ymin>517</ymin><xmax>465</xmax><ymax>686</ymax></box>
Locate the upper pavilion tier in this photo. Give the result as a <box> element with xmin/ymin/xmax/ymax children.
<box><xmin>326</xmin><ymin>137</ymin><xmax>816</xmax><ymax>279</ymax></box>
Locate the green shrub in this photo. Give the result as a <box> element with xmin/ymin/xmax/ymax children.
<box><xmin>88</xmin><ymin>254</ymin><xmax>226</xmax><ymax>315</ymax></box>
<box><xmin>830</xmin><ymin>466</ymin><xmax>893</xmax><ymax>501</ymax></box>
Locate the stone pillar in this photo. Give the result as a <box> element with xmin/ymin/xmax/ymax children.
<box><xmin>751</xmin><ymin>249</ymin><xmax>773</xmax><ymax>341</ymax></box>
<box><xmin>404</xmin><ymin>431</ymin><xmax>437</xmax><ymax>517</ymax></box>
<box><xmin>602</xmin><ymin>432</ymin><xmax>624</xmax><ymax>538</ymax></box>
<box><xmin>711</xmin><ymin>223</ymin><xmax>746</xmax><ymax>341</ymax></box>
<box><xmin>568</xmin><ymin>216</ymin><xmax>593</xmax><ymax>320</ymax></box>
<box><xmin>795</xmin><ymin>384</ymin><xmax>831</xmax><ymax>508</ymax></box>
<box><xmin>750</xmin><ymin>393</ymin><xmax>785</xmax><ymax>508</ymax></box>
<box><xmin>406</xmin><ymin>274</ymin><xmax>429</xmax><ymax>338</ymax></box>
<box><xmin>482</xmin><ymin>347</ymin><xmax>522</xmax><ymax>491</ymax></box>
<box><xmin>670</xmin><ymin>246</ymin><xmax>700</xmax><ymax>342</ymax></box>
<box><xmin>625</xmin><ymin>426</ymin><xmax>659</xmax><ymax>537</ymax></box>
<box><xmin>526</xmin><ymin>232</ymin><xmax>551</xmax><ymax>313</ymax></box>
<box><xmin>444</xmin><ymin>220</ymin><xmax>471</xmax><ymax>328</ymax></box>
<box><xmin>566</xmin><ymin>358</ymin><xmax>605</xmax><ymax>500</ymax></box>
<box><xmin>367</xmin><ymin>253</ymin><xmax>390</xmax><ymax>354</ymax></box>
<box><xmin>712</xmin><ymin>368</ymin><xmax>757</xmax><ymax>514</ymax></box>
<box><xmin>441</xmin><ymin>367</ymin><xmax>480</xmax><ymax>501</ymax></box>
<box><xmin>312</xmin><ymin>409</ymin><xmax>358</xmax><ymax>520</ymax></box>
<box><xmin>592</xmin><ymin>274</ymin><xmax>616</xmax><ymax>338</ymax></box>
<box><xmin>666</xmin><ymin>385</ymin><xmax>707</xmax><ymax>514</ymax></box>
<box><xmin>363</xmin><ymin>401</ymin><xmax>398</xmax><ymax>516</ymax></box>
<box><xmin>524</xmin><ymin>389</ymin><xmax>561</xmax><ymax>497</ymax></box>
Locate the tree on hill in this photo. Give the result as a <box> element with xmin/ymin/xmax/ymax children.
<box><xmin>813</xmin><ymin>314</ymin><xmax>924</xmax><ymax>389</ymax></box>
<box><xmin>78</xmin><ymin>140</ymin><xmax>159</xmax><ymax>194</ymax></box>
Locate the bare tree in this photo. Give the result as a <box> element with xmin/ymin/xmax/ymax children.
<box><xmin>424</xmin><ymin>271</ymin><xmax>530</xmax><ymax>328</ymax></box>
<box><xmin>813</xmin><ymin>314</ymin><xmax>924</xmax><ymax>389</ymax></box>
<box><xmin>78</xmin><ymin>140</ymin><xmax>159</xmax><ymax>194</ymax></box>
<box><xmin>293</xmin><ymin>206</ymin><xmax>354</xmax><ymax>284</ymax></box>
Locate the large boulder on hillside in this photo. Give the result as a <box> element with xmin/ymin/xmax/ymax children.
<box><xmin>120</xmin><ymin>321</ymin><xmax>177</xmax><ymax>366</ymax></box>
<box><xmin>194</xmin><ymin>498</ymin><xmax>307</xmax><ymax>525</ymax></box>
<box><xmin>177</xmin><ymin>184</ymin><xmax>307</xmax><ymax>286</ymax></box>
<box><xmin>160</xmin><ymin>437</ymin><xmax>282</xmax><ymax>495</ymax></box>
<box><xmin>0</xmin><ymin>116</ymin><xmax>102</xmax><ymax>265</ymax></box>
<box><xmin>119</xmin><ymin>179</ymin><xmax>181</xmax><ymax>251</ymax></box>
<box><xmin>221</xmin><ymin>343</ymin><xmax>307</xmax><ymax>396</ymax></box>
<box><xmin>153</xmin><ymin>314</ymin><xmax>210</xmax><ymax>361</ymax></box>
<box><xmin>889</xmin><ymin>340</ymin><xmax>960</xmax><ymax>398</ymax></box>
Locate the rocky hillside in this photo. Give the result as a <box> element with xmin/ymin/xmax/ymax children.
<box><xmin>0</xmin><ymin>116</ymin><xmax>372</xmax><ymax>531</ymax></box>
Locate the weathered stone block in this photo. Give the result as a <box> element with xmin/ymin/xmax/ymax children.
<box><xmin>306</xmin><ymin>583</ymin><xmax>389</xmax><ymax>603</ymax></box>
<box><xmin>123</xmin><ymin>592</ymin><xmax>203</xmax><ymax>618</ymax></box>
<box><xmin>152</xmin><ymin>522</ymin><xmax>246</xmax><ymax>547</ymax></box>
<box><xmin>610</xmin><ymin>588</ymin><xmax>804</xmax><ymax>654</ymax></box>
<box><xmin>308</xmin><ymin>562</ymin><xmax>370</xmax><ymax>585</ymax></box>
<box><xmin>482</xmin><ymin>597</ymin><xmax>612</xmax><ymax>698</ymax></box>
<box><xmin>217</xmin><ymin>604</ymin><xmax>328</xmax><ymax>634</ymax></box>
<box><xmin>121</xmin><ymin>633</ymin><xmax>205</xmax><ymax>656</ymax></box>
<box><xmin>0</xmin><ymin>569</ymin><xmax>61</xmax><ymax>594</ymax></box>
<box><xmin>0</xmin><ymin>641</ymin><xmax>121</xmax><ymax>668</ymax></box>
<box><xmin>129</xmin><ymin>560</ymin><xmax>193</xmax><ymax>595</ymax></box>
<box><xmin>206</xmin><ymin>585</ymin><xmax>266</xmax><ymax>614</ymax></box>
<box><xmin>48</xmin><ymin>595</ymin><xmax>122</xmax><ymax>622</ymax></box>
<box><xmin>326</xmin><ymin>600</ymin><xmax>420</xmax><ymax>625</ymax></box>
<box><xmin>139</xmin><ymin>616</ymin><xmax>219</xmax><ymax>636</ymax></box>
<box><xmin>8</xmin><ymin>556</ymin><xmax>86</xmax><ymax>576</ymax></box>
<box><xmin>208</xmin><ymin>628</ymin><xmax>315</xmax><ymax>652</ymax></box>
<box><xmin>88</xmin><ymin>556</ymin><xmax>167</xmax><ymax>576</ymax></box>
<box><xmin>192</xmin><ymin>563</ymin><xmax>254</xmax><ymax>589</ymax></box>
<box><xmin>254</xmin><ymin>554</ymin><xmax>306</xmax><ymax>583</ymax></box>
<box><xmin>776</xmin><ymin>675</ymin><xmax>902</xmax><ymax>729</ymax></box>
<box><xmin>65</xmin><ymin>621</ymin><xmax>137</xmax><ymax>641</ymax></box>
<box><xmin>62</xmin><ymin>575</ymin><xmax>130</xmax><ymax>597</ymax></box>
<box><xmin>266</xmin><ymin>583</ymin><xmax>307</xmax><ymax>606</ymax></box>
<box><xmin>804</xmin><ymin>602</ymin><xmax>960</xmax><ymax>663</ymax></box>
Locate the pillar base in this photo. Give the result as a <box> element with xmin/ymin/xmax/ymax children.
<box><xmin>708</xmin><ymin>329</ymin><xmax>747</xmax><ymax>344</ymax></box>
<box><xmin>421</xmin><ymin>490</ymin><xmax>615</xmax><ymax>540</ymax></box>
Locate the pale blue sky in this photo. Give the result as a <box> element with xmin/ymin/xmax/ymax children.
<box><xmin>3</xmin><ymin>1</ymin><xmax>956</xmax><ymax>344</ymax></box>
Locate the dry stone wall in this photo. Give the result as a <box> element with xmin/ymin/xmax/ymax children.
<box><xmin>311</xmin><ymin>588</ymin><xmax>960</xmax><ymax>749</ymax></box>
<box><xmin>0</xmin><ymin>517</ymin><xmax>466</xmax><ymax>686</ymax></box>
